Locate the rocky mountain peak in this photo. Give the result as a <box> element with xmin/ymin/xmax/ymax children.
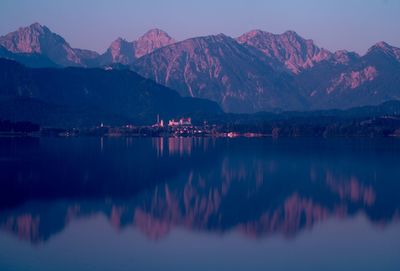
<box><xmin>282</xmin><ymin>30</ymin><xmax>301</xmax><ymax>38</ymax></box>
<box><xmin>373</xmin><ymin>41</ymin><xmax>391</xmax><ymax>49</ymax></box>
<box><xmin>196</xmin><ymin>33</ymin><xmax>232</xmax><ymax>43</ymax></box>
<box><xmin>114</xmin><ymin>37</ymin><xmax>126</xmax><ymax>43</ymax></box>
<box><xmin>0</xmin><ymin>23</ymin><xmax>103</xmax><ymax>67</ymax></box>
<box><xmin>237</xmin><ymin>29</ymin><xmax>270</xmax><ymax>41</ymax></box>
<box><xmin>27</xmin><ymin>22</ymin><xmax>49</xmax><ymax>32</ymax></box>
<box><xmin>137</xmin><ymin>28</ymin><xmax>173</xmax><ymax>41</ymax></box>
<box><xmin>110</xmin><ymin>37</ymin><xmax>130</xmax><ymax>48</ymax></box>
<box><xmin>0</xmin><ymin>23</ymin><xmax>58</xmax><ymax>54</ymax></box>
<box><xmin>102</xmin><ymin>37</ymin><xmax>135</xmax><ymax>64</ymax></box>
<box><xmin>333</xmin><ymin>50</ymin><xmax>360</xmax><ymax>64</ymax></box>
<box><xmin>237</xmin><ymin>29</ymin><xmax>332</xmax><ymax>73</ymax></box>
<box><xmin>134</xmin><ymin>29</ymin><xmax>175</xmax><ymax>58</ymax></box>
<box><xmin>367</xmin><ymin>41</ymin><xmax>400</xmax><ymax>61</ymax></box>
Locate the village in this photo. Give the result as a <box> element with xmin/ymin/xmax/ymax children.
<box><xmin>78</xmin><ymin>116</ymin><xmax>221</xmax><ymax>137</ymax></box>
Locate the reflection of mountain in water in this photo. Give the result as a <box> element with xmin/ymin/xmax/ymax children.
<box><xmin>0</xmin><ymin>137</ymin><xmax>399</xmax><ymax>243</ymax></box>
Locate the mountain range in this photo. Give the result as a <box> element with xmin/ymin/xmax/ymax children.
<box><xmin>0</xmin><ymin>23</ymin><xmax>400</xmax><ymax>114</ymax></box>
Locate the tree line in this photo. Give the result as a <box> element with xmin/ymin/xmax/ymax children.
<box><xmin>0</xmin><ymin>120</ymin><xmax>40</xmax><ymax>133</ymax></box>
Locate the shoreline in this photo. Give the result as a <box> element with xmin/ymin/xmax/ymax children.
<box><xmin>1</xmin><ymin>132</ymin><xmax>399</xmax><ymax>139</ymax></box>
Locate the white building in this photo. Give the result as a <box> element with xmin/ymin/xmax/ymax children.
<box><xmin>168</xmin><ymin>117</ymin><xmax>192</xmax><ymax>127</ymax></box>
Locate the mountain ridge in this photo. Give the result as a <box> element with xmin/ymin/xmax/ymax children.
<box><xmin>98</xmin><ymin>28</ymin><xmax>176</xmax><ymax>64</ymax></box>
<box><xmin>133</xmin><ymin>33</ymin><xmax>307</xmax><ymax>113</ymax></box>
<box><xmin>1</xmin><ymin>23</ymin><xmax>399</xmax><ymax>113</ymax></box>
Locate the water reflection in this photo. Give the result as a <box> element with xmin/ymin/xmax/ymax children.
<box><xmin>0</xmin><ymin>137</ymin><xmax>399</xmax><ymax>244</ymax></box>
<box><xmin>152</xmin><ymin>137</ymin><xmax>214</xmax><ymax>157</ymax></box>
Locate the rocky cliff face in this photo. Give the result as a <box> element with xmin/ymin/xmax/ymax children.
<box><xmin>133</xmin><ymin>34</ymin><xmax>306</xmax><ymax>113</ymax></box>
<box><xmin>99</xmin><ymin>38</ymin><xmax>136</xmax><ymax>65</ymax></box>
<box><xmin>0</xmin><ymin>23</ymin><xmax>98</xmax><ymax>67</ymax></box>
<box><xmin>367</xmin><ymin>41</ymin><xmax>400</xmax><ymax>62</ymax></box>
<box><xmin>134</xmin><ymin>28</ymin><xmax>176</xmax><ymax>58</ymax></box>
<box><xmin>332</xmin><ymin>50</ymin><xmax>360</xmax><ymax>65</ymax></box>
<box><xmin>237</xmin><ymin>30</ymin><xmax>332</xmax><ymax>74</ymax></box>
<box><xmin>99</xmin><ymin>28</ymin><xmax>175</xmax><ymax>64</ymax></box>
<box><xmin>296</xmin><ymin>42</ymin><xmax>400</xmax><ymax>109</ymax></box>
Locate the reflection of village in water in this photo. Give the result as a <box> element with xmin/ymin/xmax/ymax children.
<box><xmin>0</xmin><ymin>137</ymin><xmax>399</xmax><ymax>244</ymax></box>
<box><xmin>152</xmin><ymin>136</ymin><xmax>216</xmax><ymax>157</ymax></box>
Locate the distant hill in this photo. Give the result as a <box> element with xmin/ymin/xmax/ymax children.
<box><xmin>0</xmin><ymin>58</ymin><xmax>221</xmax><ymax>127</ymax></box>
<box><xmin>210</xmin><ymin>101</ymin><xmax>400</xmax><ymax>137</ymax></box>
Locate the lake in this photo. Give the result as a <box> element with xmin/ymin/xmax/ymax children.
<box><xmin>0</xmin><ymin>137</ymin><xmax>399</xmax><ymax>271</ymax></box>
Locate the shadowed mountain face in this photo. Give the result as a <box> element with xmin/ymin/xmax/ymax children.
<box><xmin>0</xmin><ymin>59</ymin><xmax>221</xmax><ymax>127</ymax></box>
<box><xmin>1</xmin><ymin>23</ymin><xmax>400</xmax><ymax>113</ymax></box>
<box><xmin>0</xmin><ymin>137</ymin><xmax>399</xmax><ymax>243</ymax></box>
<box><xmin>0</xmin><ymin>45</ymin><xmax>57</xmax><ymax>68</ymax></box>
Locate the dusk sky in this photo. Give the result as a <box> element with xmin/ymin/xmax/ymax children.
<box><xmin>1</xmin><ymin>0</ymin><xmax>399</xmax><ymax>54</ymax></box>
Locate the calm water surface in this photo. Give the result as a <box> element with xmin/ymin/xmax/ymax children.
<box><xmin>0</xmin><ymin>137</ymin><xmax>399</xmax><ymax>271</ymax></box>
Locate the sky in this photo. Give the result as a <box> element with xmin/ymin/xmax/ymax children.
<box><xmin>0</xmin><ymin>0</ymin><xmax>399</xmax><ymax>54</ymax></box>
